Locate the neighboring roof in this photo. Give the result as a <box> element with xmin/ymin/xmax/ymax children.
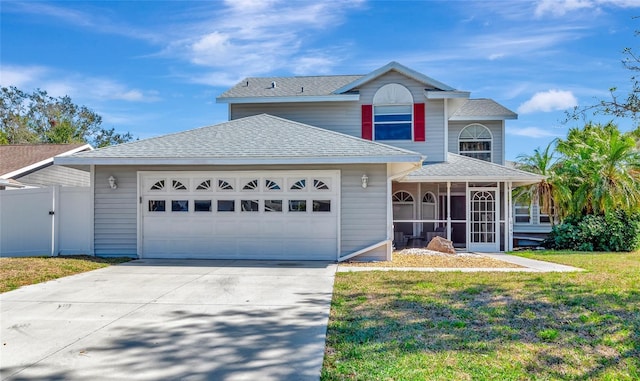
<box><xmin>55</xmin><ymin>114</ymin><xmax>424</xmax><ymax>166</ymax></box>
<box><xmin>0</xmin><ymin>143</ymin><xmax>92</xmax><ymax>179</ymax></box>
<box><xmin>449</xmin><ymin>99</ymin><xmax>517</xmax><ymax>121</ymax></box>
<box><xmin>402</xmin><ymin>153</ymin><xmax>543</xmax><ymax>185</ymax></box>
<box><xmin>334</xmin><ymin>61</ymin><xmax>456</xmax><ymax>94</ymax></box>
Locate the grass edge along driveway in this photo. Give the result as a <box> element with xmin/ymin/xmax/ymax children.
<box><xmin>322</xmin><ymin>251</ymin><xmax>640</xmax><ymax>381</ymax></box>
<box><xmin>0</xmin><ymin>256</ymin><xmax>131</xmax><ymax>293</ymax></box>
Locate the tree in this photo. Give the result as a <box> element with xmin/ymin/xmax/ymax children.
<box><xmin>0</xmin><ymin>86</ymin><xmax>133</xmax><ymax>147</ymax></box>
<box><xmin>554</xmin><ymin>122</ymin><xmax>640</xmax><ymax>217</ymax></box>
<box><xmin>567</xmin><ymin>26</ymin><xmax>640</xmax><ymax>123</ymax></box>
<box><xmin>514</xmin><ymin>140</ymin><xmax>559</xmax><ymax>223</ymax></box>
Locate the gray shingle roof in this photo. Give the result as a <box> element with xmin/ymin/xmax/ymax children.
<box><xmin>56</xmin><ymin>114</ymin><xmax>423</xmax><ymax>166</ymax></box>
<box><xmin>450</xmin><ymin>99</ymin><xmax>517</xmax><ymax>120</ymax></box>
<box><xmin>404</xmin><ymin>153</ymin><xmax>543</xmax><ymax>184</ymax></box>
<box><xmin>218</xmin><ymin>75</ymin><xmax>363</xmax><ymax>99</ymax></box>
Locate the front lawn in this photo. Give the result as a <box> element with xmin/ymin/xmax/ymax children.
<box><xmin>0</xmin><ymin>255</ymin><xmax>131</xmax><ymax>293</ymax></box>
<box><xmin>322</xmin><ymin>251</ymin><xmax>640</xmax><ymax>380</ymax></box>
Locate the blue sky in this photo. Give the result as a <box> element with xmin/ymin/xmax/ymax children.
<box><xmin>2</xmin><ymin>0</ymin><xmax>639</xmax><ymax>160</ymax></box>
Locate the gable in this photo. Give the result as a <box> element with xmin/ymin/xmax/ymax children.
<box><xmin>333</xmin><ymin>61</ymin><xmax>455</xmax><ymax>94</ymax></box>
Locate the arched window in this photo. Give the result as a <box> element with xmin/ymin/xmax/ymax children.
<box><xmin>373</xmin><ymin>84</ymin><xmax>414</xmax><ymax>140</ymax></box>
<box><xmin>392</xmin><ymin>191</ymin><xmax>415</xmax><ymax>235</ymax></box>
<box><xmin>422</xmin><ymin>192</ymin><xmax>437</xmax><ymax>232</ymax></box>
<box><xmin>459</xmin><ymin>124</ymin><xmax>492</xmax><ymax>162</ymax></box>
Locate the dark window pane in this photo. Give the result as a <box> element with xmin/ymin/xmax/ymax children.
<box><xmin>265</xmin><ymin>200</ymin><xmax>282</xmax><ymax>212</ymax></box>
<box><xmin>289</xmin><ymin>200</ymin><xmax>306</xmax><ymax>212</ymax></box>
<box><xmin>149</xmin><ymin>200</ymin><xmax>165</xmax><ymax>212</ymax></box>
<box><xmin>374</xmin><ymin>114</ymin><xmax>412</xmax><ymax>122</ymax></box>
<box><xmin>194</xmin><ymin>200</ymin><xmax>212</xmax><ymax>212</ymax></box>
<box><xmin>217</xmin><ymin>200</ymin><xmax>235</xmax><ymax>212</ymax></box>
<box><xmin>374</xmin><ymin>123</ymin><xmax>412</xmax><ymax>140</ymax></box>
<box><xmin>313</xmin><ymin>200</ymin><xmax>331</xmax><ymax>212</ymax></box>
<box><xmin>241</xmin><ymin>200</ymin><xmax>259</xmax><ymax>212</ymax></box>
<box><xmin>172</xmin><ymin>200</ymin><xmax>189</xmax><ymax>212</ymax></box>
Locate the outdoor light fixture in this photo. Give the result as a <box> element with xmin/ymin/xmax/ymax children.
<box><xmin>361</xmin><ymin>174</ymin><xmax>369</xmax><ymax>189</ymax></box>
<box><xmin>108</xmin><ymin>175</ymin><xmax>118</xmax><ymax>190</ymax></box>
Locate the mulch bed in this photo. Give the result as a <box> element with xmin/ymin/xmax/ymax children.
<box><xmin>342</xmin><ymin>248</ymin><xmax>524</xmax><ymax>268</ymax></box>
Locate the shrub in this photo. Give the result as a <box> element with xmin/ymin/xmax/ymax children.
<box><xmin>545</xmin><ymin>210</ymin><xmax>640</xmax><ymax>252</ymax></box>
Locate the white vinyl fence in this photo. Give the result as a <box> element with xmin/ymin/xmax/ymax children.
<box><xmin>0</xmin><ymin>186</ymin><xmax>91</xmax><ymax>257</ymax></box>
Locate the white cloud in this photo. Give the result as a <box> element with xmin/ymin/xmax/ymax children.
<box><xmin>0</xmin><ymin>64</ymin><xmax>160</xmax><ymax>102</ymax></box>
<box><xmin>507</xmin><ymin>126</ymin><xmax>564</xmax><ymax>138</ymax></box>
<box><xmin>0</xmin><ymin>65</ymin><xmax>50</xmax><ymax>88</ymax></box>
<box><xmin>159</xmin><ymin>0</ymin><xmax>364</xmax><ymax>81</ymax></box>
<box><xmin>517</xmin><ymin>89</ymin><xmax>578</xmax><ymax>114</ymax></box>
<box><xmin>534</xmin><ymin>0</ymin><xmax>640</xmax><ymax>17</ymax></box>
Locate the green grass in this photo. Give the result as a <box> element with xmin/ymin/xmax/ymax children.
<box><xmin>322</xmin><ymin>251</ymin><xmax>640</xmax><ymax>380</ymax></box>
<box><xmin>0</xmin><ymin>255</ymin><xmax>131</xmax><ymax>293</ymax></box>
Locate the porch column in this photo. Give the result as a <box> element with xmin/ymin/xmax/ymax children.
<box><xmin>446</xmin><ymin>181</ymin><xmax>451</xmax><ymax>240</ymax></box>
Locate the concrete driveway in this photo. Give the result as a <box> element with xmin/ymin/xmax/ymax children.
<box><xmin>1</xmin><ymin>259</ymin><xmax>337</xmax><ymax>380</ymax></box>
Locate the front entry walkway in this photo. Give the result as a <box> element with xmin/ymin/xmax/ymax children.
<box><xmin>338</xmin><ymin>253</ymin><xmax>583</xmax><ymax>273</ymax></box>
<box><xmin>1</xmin><ymin>260</ymin><xmax>337</xmax><ymax>381</ymax></box>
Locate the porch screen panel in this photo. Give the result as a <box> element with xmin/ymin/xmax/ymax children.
<box><xmin>471</xmin><ymin>191</ymin><xmax>495</xmax><ymax>243</ymax></box>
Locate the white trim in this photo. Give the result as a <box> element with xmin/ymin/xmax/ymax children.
<box><xmin>458</xmin><ymin>123</ymin><xmax>493</xmax><ymax>163</ymax></box>
<box><xmin>89</xmin><ymin>165</ymin><xmax>95</xmax><ymax>256</ymax></box>
<box><xmin>334</xmin><ymin>61</ymin><xmax>456</xmax><ymax>93</ymax></box>
<box><xmin>216</xmin><ymin>94</ymin><xmax>360</xmax><ymax>104</ymax></box>
<box><xmin>425</xmin><ymin>90</ymin><xmax>470</xmax><ymax>99</ymax></box>
<box><xmin>467</xmin><ymin>186</ymin><xmax>500</xmax><ymax>252</ymax></box>
<box><xmin>136</xmin><ymin>171</ymin><xmax>142</xmax><ymax>258</ymax></box>
<box><xmin>444</xmin><ymin>99</ymin><xmax>449</xmax><ymax>161</ymax></box>
<box><xmin>449</xmin><ymin>115</ymin><xmax>517</xmax><ymax>121</ymax></box>
<box><xmin>400</xmin><ymin>175</ymin><xmax>543</xmax><ymax>183</ymax></box>
<box><xmin>501</xmin><ymin>120</ymin><xmax>506</xmax><ymax>165</ymax></box>
<box><xmin>338</xmin><ymin>240</ymin><xmax>390</xmax><ymax>262</ymax></box>
<box><xmin>55</xmin><ymin>155</ymin><xmax>423</xmax><ymax>166</ymax></box>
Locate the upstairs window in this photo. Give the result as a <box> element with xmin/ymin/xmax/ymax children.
<box><xmin>459</xmin><ymin>124</ymin><xmax>492</xmax><ymax>162</ymax></box>
<box><xmin>373</xmin><ymin>84</ymin><xmax>414</xmax><ymax>141</ymax></box>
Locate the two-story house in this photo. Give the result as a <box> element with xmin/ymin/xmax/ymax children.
<box><xmin>56</xmin><ymin>62</ymin><xmax>541</xmax><ymax>260</ymax></box>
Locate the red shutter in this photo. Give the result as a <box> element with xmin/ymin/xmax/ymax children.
<box><xmin>413</xmin><ymin>103</ymin><xmax>425</xmax><ymax>141</ymax></box>
<box><xmin>361</xmin><ymin>104</ymin><xmax>373</xmax><ymax>140</ymax></box>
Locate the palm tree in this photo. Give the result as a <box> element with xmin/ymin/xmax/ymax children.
<box><xmin>555</xmin><ymin>122</ymin><xmax>640</xmax><ymax>216</ymax></box>
<box><xmin>514</xmin><ymin>140</ymin><xmax>559</xmax><ymax>224</ymax></box>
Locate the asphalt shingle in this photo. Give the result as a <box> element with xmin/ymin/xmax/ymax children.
<box><xmin>406</xmin><ymin>153</ymin><xmax>542</xmax><ymax>181</ymax></box>
<box><xmin>63</xmin><ymin>114</ymin><xmax>422</xmax><ymax>164</ymax></box>
<box><xmin>218</xmin><ymin>75</ymin><xmax>363</xmax><ymax>99</ymax></box>
<box><xmin>450</xmin><ymin>99</ymin><xmax>517</xmax><ymax>120</ymax></box>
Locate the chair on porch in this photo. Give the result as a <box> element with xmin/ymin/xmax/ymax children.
<box><xmin>393</xmin><ymin>231</ymin><xmax>409</xmax><ymax>250</ymax></box>
<box><xmin>423</xmin><ymin>226</ymin><xmax>451</xmax><ymax>243</ymax></box>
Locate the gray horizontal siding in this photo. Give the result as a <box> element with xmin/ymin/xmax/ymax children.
<box><xmin>231</xmin><ymin>102</ymin><xmax>361</xmax><ymax>138</ymax></box>
<box><xmin>17</xmin><ymin>164</ymin><xmax>90</xmax><ymax>187</ymax></box>
<box><xmin>94</xmin><ymin>167</ymin><xmax>137</xmax><ymax>256</ymax></box>
<box><xmin>358</xmin><ymin>71</ymin><xmax>446</xmax><ymax>162</ymax></box>
<box><xmin>94</xmin><ymin>163</ymin><xmax>389</xmax><ymax>260</ymax></box>
<box><xmin>448</xmin><ymin>121</ymin><xmax>504</xmax><ymax>165</ymax></box>
<box><xmin>231</xmin><ymin>71</ymin><xmax>447</xmax><ymax>163</ymax></box>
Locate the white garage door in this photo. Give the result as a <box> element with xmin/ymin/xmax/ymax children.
<box><xmin>139</xmin><ymin>170</ymin><xmax>340</xmax><ymax>260</ymax></box>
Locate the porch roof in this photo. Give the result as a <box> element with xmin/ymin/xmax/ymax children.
<box><xmin>401</xmin><ymin>153</ymin><xmax>543</xmax><ymax>185</ymax></box>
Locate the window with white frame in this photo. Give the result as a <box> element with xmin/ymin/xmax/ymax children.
<box><xmin>459</xmin><ymin>124</ymin><xmax>492</xmax><ymax>162</ymax></box>
<box><xmin>514</xmin><ymin>203</ymin><xmax>531</xmax><ymax>223</ymax></box>
<box><xmin>373</xmin><ymin>83</ymin><xmax>413</xmax><ymax>140</ymax></box>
